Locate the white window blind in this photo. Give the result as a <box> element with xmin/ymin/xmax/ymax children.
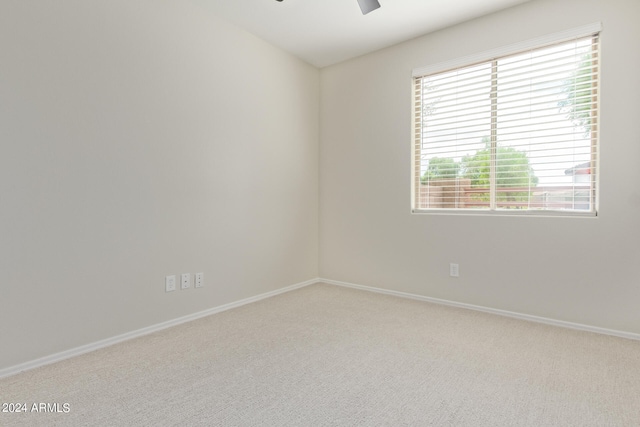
<box><xmin>413</xmin><ymin>29</ymin><xmax>600</xmax><ymax>215</ymax></box>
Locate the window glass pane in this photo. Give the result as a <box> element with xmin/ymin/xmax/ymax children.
<box><xmin>495</xmin><ymin>39</ymin><xmax>596</xmax><ymax>211</ymax></box>
<box><xmin>418</xmin><ymin>64</ymin><xmax>492</xmax><ymax>209</ymax></box>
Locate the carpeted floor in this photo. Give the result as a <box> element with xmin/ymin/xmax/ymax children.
<box><xmin>2</xmin><ymin>283</ymin><xmax>640</xmax><ymax>426</ymax></box>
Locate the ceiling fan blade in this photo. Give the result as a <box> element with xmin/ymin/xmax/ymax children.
<box><xmin>357</xmin><ymin>0</ymin><xmax>381</xmax><ymax>15</ymax></box>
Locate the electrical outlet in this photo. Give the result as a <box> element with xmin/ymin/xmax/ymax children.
<box><xmin>195</xmin><ymin>272</ymin><xmax>204</xmax><ymax>288</ymax></box>
<box><xmin>181</xmin><ymin>273</ymin><xmax>191</xmax><ymax>289</ymax></box>
<box><xmin>165</xmin><ymin>275</ymin><xmax>176</xmax><ymax>292</ymax></box>
<box><xmin>450</xmin><ymin>263</ymin><xmax>459</xmax><ymax>277</ymax></box>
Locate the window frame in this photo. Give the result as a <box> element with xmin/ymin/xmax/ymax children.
<box><xmin>411</xmin><ymin>23</ymin><xmax>602</xmax><ymax>218</ymax></box>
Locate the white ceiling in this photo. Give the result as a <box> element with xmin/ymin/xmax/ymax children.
<box><xmin>192</xmin><ymin>0</ymin><xmax>532</xmax><ymax>68</ymax></box>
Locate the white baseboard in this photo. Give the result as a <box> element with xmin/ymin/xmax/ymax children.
<box><xmin>0</xmin><ymin>278</ymin><xmax>320</xmax><ymax>380</ymax></box>
<box><xmin>320</xmin><ymin>278</ymin><xmax>640</xmax><ymax>342</ymax></box>
<box><xmin>5</xmin><ymin>276</ymin><xmax>636</xmax><ymax>380</ymax></box>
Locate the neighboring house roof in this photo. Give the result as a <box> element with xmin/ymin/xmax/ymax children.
<box><xmin>565</xmin><ymin>162</ymin><xmax>591</xmax><ymax>176</ymax></box>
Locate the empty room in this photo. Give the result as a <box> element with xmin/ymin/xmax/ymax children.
<box><xmin>1</xmin><ymin>0</ymin><xmax>639</xmax><ymax>425</ymax></box>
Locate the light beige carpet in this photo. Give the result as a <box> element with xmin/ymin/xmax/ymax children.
<box><xmin>2</xmin><ymin>283</ymin><xmax>640</xmax><ymax>426</ymax></box>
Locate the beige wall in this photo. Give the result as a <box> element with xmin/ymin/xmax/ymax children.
<box><xmin>0</xmin><ymin>0</ymin><xmax>319</xmax><ymax>369</ymax></box>
<box><xmin>320</xmin><ymin>0</ymin><xmax>640</xmax><ymax>333</ymax></box>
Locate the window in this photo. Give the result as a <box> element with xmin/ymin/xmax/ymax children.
<box><xmin>412</xmin><ymin>25</ymin><xmax>600</xmax><ymax>216</ymax></box>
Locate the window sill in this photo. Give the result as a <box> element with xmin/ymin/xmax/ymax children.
<box><xmin>411</xmin><ymin>208</ymin><xmax>598</xmax><ymax>218</ymax></box>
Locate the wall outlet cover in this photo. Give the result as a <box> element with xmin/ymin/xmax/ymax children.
<box><xmin>450</xmin><ymin>263</ymin><xmax>459</xmax><ymax>277</ymax></box>
<box><xmin>165</xmin><ymin>275</ymin><xmax>176</xmax><ymax>292</ymax></box>
<box><xmin>195</xmin><ymin>272</ymin><xmax>204</xmax><ymax>288</ymax></box>
<box><xmin>181</xmin><ymin>273</ymin><xmax>191</xmax><ymax>289</ymax></box>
